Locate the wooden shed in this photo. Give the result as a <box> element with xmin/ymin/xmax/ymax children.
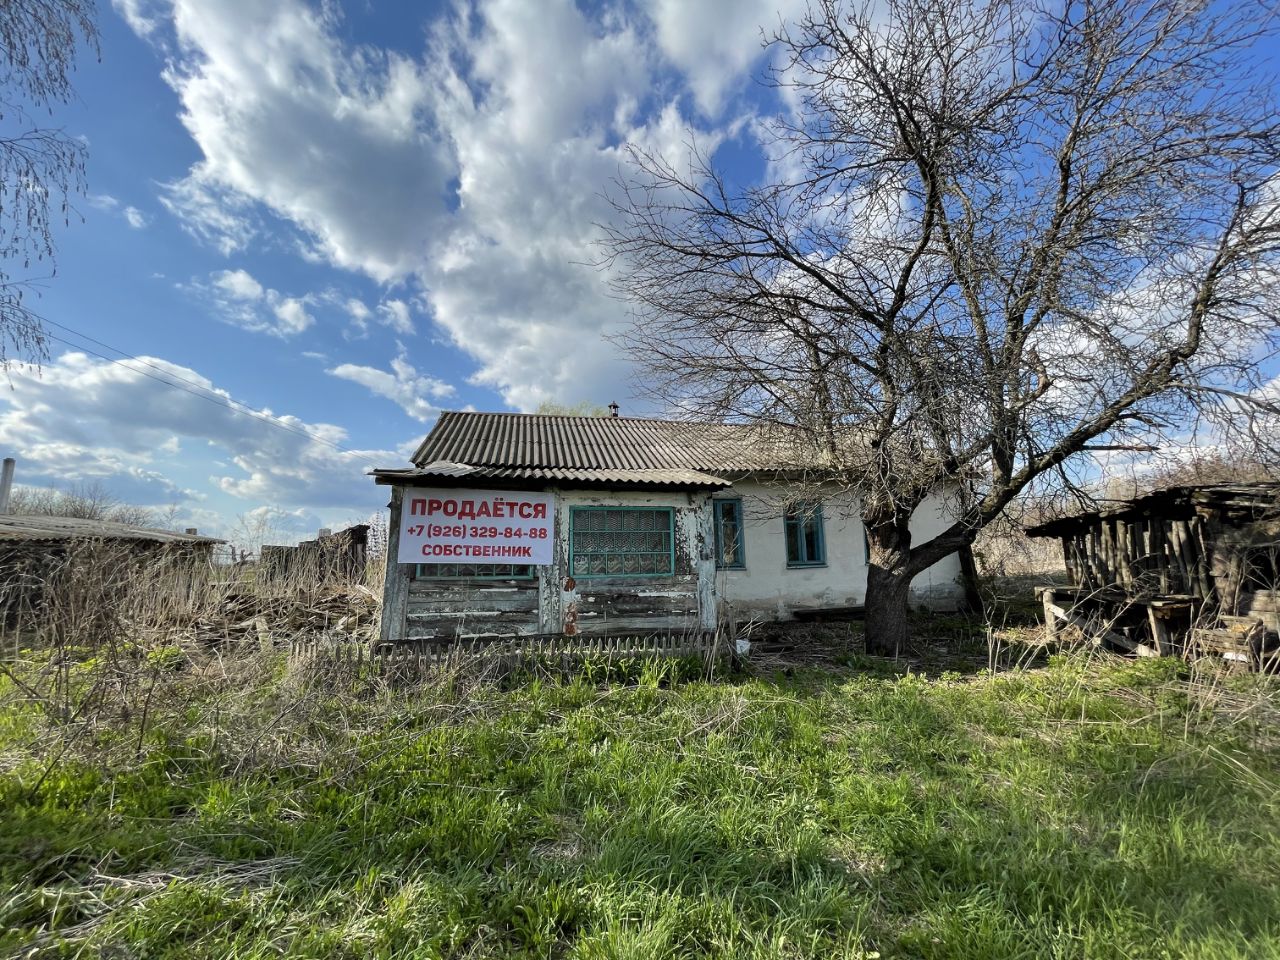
<box><xmin>0</xmin><ymin>515</ymin><xmax>224</xmax><ymax>629</ymax></box>
<box><xmin>1026</xmin><ymin>483</ymin><xmax>1280</xmax><ymax>665</ymax></box>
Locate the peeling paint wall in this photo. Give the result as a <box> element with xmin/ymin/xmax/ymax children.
<box><xmin>405</xmin><ymin>577</ymin><xmax>541</xmax><ymax>639</ymax></box>
<box><xmin>544</xmin><ymin>489</ymin><xmax>715</xmax><ymax>636</ymax></box>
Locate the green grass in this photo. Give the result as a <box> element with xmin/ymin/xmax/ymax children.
<box><xmin>2</xmin><ymin>651</ymin><xmax>1278</xmax><ymax>959</ymax></box>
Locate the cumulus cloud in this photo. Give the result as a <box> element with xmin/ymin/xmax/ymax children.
<box><xmin>646</xmin><ymin>0</ymin><xmax>806</xmax><ymax>117</ymax></box>
<box><xmin>125</xmin><ymin>0</ymin><xmax>795</xmax><ymax>409</ymax></box>
<box><xmin>213</xmin><ymin>268</ymin><xmax>263</xmax><ymax>301</ymax></box>
<box><xmin>192</xmin><ymin>268</ymin><xmax>315</xmax><ymax>337</ymax></box>
<box><xmin>0</xmin><ymin>351</ymin><xmax>400</xmax><ymax>515</ymax></box>
<box><xmin>150</xmin><ymin>0</ymin><xmax>455</xmax><ymax>282</ymax></box>
<box><xmin>328</xmin><ymin>346</ymin><xmax>456</xmax><ymax>421</ymax></box>
<box><xmin>123</xmin><ymin>205</ymin><xmax>149</xmax><ymax>229</ymax></box>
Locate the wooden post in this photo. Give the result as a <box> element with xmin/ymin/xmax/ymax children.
<box><xmin>1041</xmin><ymin>587</ymin><xmax>1058</xmax><ymax>644</ymax></box>
<box><xmin>1145</xmin><ymin>606</ymin><xmax>1169</xmax><ymax>656</ymax></box>
<box><xmin>379</xmin><ymin>487</ymin><xmax>409</xmax><ymax>647</ymax></box>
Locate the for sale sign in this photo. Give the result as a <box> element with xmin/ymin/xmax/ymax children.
<box><xmin>396</xmin><ymin>488</ymin><xmax>555</xmax><ymax>566</ymax></box>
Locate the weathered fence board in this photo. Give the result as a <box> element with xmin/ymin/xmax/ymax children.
<box><xmin>289</xmin><ymin>630</ymin><xmax>724</xmax><ymax>676</ymax></box>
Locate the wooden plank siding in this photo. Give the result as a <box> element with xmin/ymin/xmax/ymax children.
<box><xmin>405</xmin><ymin>576</ymin><xmax>540</xmax><ymax>639</ymax></box>
<box><xmin>567</xmin><ymin>579</ymin><xmax>702</xmax><ymax>635</ymax></box>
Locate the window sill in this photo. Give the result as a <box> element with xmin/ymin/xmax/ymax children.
<box><xmin>786</xmin><ymin>562</ymin><xmax>827</xmax><ymax>569</ymax></box>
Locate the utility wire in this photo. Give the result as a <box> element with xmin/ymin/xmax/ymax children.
<box><xmin>40</xmin><ymin>322</ymin><xmax>358</xmax><ymax>455</ymax></box>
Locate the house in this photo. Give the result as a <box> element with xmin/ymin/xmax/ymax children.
<box><xmin>1026</xmin><ymin>482</ymin><xmax>1280</xmax><ymax>664</ymax></box>
<box><xmin>371</xmin><ymin>411</ymin><xmax>967</xmax><ymax>644</ymax></box>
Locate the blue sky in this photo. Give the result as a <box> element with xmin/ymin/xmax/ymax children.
<box><xmin>2</xmin><ymin>0</ymin><xmax>803</xmax><ymax>542</ymax></box>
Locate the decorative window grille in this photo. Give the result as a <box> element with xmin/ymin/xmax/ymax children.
<box><xmin>713</xmin><ymin>499</ymin><xmax>746</xmax><ymax>569</ymax></box>
<box><xmin>570</xmin><ymin>507</ymin><xmax>674</xmax><ymax>577</ymax></box>
<box><xmin>785</xmin><ymin>503</ymin><xmax>826</xmax><ymax>567</ymax></box>
<box><xmin>415</xmin><ymin>563</ymin><xmax>533</xmax><ymax>579</ymax></box>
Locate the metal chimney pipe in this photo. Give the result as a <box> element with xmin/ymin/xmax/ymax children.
<box><xmin>0</xmin><ymin>458</ymin><xmax>14</xmax><ymax>514</ymax></box>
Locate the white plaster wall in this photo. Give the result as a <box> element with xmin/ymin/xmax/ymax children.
<box><xmin>715</xmin><ymin>480</ymin><xmax>965</xmax><ymax>619</ymax></box>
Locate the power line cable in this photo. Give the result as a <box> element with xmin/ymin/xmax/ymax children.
<box><xmin>40</xmin><ymin>324</ymin><xmax>359</xmax><ymax>455</ymax></box>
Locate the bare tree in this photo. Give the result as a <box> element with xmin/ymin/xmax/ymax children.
<box><xmin>0</xmin><ymin>0</ymin><xmax>99</xmax><ymax>365</ymax></box>
<box><xmin>605</xmin><ymin>0</ymin><xmax>1280</xmax><ymax>653</ymax></box>
<box><xmin>9</xmin><ymin>480</ymin><xmax>154</xmax><ymax>526</ymax></box>
<box><xmin>534</xmin><ymin>400</ymin><xmax>613</xmax><ymax>416</ymax></box>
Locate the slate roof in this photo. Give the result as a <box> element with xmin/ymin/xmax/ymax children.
<box><xmin>373</xmin><ymin>411</ymin><xmax>809</xmax><ymax>489</ymax></box>
<box><xmin>0</xmin><ymin>514</ymin><xmax>224</xmax><ymax>545</ymax></box>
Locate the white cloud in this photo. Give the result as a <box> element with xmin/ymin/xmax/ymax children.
<box><xmin>159</xmin><ymin>176</ymin><xmax>257</xmax><ymax>254</ymax></box>
<box><xmin>646</xmin><ymin>0</ymin><xmax>805</xmax><ymax>117</ymax></box>
<box><xmin>123</xmin><ymin>205</ymin><xmax>149</xmax><ymax>229</ymax></box>
<box><xmin>377</xmin><ymin>298</ymin><xmax>414</xmax><ymax>335</ymax></box>
<box><xmin>272</xmin><ymin>298</ymin><xmax>313</xmax><ymax>336</ymax></box>
<box><xmin>126</xmin><ymin>0</ymin><xmax>797</xmax><ymax>410</ymax></box>
<box><xmin>112</xmin><ymin>0</ymin><xmax>162</xmax><ymax>38</ymax></box>
<box><xmin>328</xmin><ymin>346</ymin><xmax>455</xmax><ymax>421</ymax></box>
<box><xmin>144</xmin><ymin>0</ymin><xmax>455</xmax><ymax>282</ymax></box>
<box><xmin>345</xmin><ymin>297</ymin><xmax>372</xmax><ymax>335</ymax></box>
<box><xmin>192</xmin><ymin>268</ymin><xmax>315</xmax><ymax>337</ymax></box>
<box><xmin>0</xmin><ymin>350</ymin><xmax>400</xmax><ymax>518</ymax></box>
<box><xmin>213</xmin><ymin>268</ymin><xmax>264</xmax><ymax>300</ymax></box>
<box><xmin>89</xmin><ymin>194</ymin><xmax>152</xmax><ymax>229</ymax></box>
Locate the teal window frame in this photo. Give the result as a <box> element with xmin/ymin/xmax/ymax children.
<box><xmin>569</xmin><ymin>506</ymin><xmax>675</xmax><ymax>578</ymax></box>
<box><xmin>713</xmin><ymin>498</ymin><xmax>746</xmax><ymax>569</ymax></box>
<box><xmin>414</xmin><ymin>563</ymin><xmax>534</xmax><ymax>580</ymax></box>
<box><xmin>785</xmin><ymin>502</ymin><xmax>827</xmax><ymax>568</ymax></box>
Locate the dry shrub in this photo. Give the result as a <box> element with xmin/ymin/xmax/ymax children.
<box><xmin>0</xmin><ymin>538</ymin><xmax>386</xmax><ymax>781</ymax></box>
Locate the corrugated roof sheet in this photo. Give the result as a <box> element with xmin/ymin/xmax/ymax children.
<box><xmin>408</xmin><ymin>412</ymin><xmax>804</xmax><ymax>473</ymax></box>
<box><xmin>0</xmin><ymin>515</ymin><xmax>224</xmax><ymax>545</ymax></box>
<box><xmin>372</xmin><ymin>464</ymin><xmax>734</xmax><ymax>489</ymax></box>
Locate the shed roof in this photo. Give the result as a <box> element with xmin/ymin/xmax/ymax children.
<box><xmin>0</xmin><ymin>515</ymin><xmax>224</xmax><ymax>545</ymax></box>
<box><xmin>375</xmin><ymin>411</ymin><xmax>812</xmax><ymax>488</ymax></box>
<box><xmin>1025</xmin><ymin>482</ymin><xmax>1280</xmax><ymax>538</ymax></box>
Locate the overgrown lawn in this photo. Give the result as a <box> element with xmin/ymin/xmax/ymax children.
<box><xmin>2</xmin><ymin>652</ymin><xmax>1278</xmax><ymax>958</ymax></box>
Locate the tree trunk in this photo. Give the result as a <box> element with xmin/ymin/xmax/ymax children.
<box><xmin>865</xmin><ymin>516</ymin><xmax>913</xmax><ymax>657</ymax></box>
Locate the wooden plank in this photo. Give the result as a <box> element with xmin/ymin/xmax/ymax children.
<box><xmin>407</xmin><ymin>581</ymin><xmax>538</xmax><ymax>600</ymax></box>
<box><xmin>1145</xmin><ymin>605</ymin><xmax>1170</xmax><ymax>656</ymax></box>
<box><xmin>379</xmin><ymin>487</ymin><xmax>410</xmax><ymax>646</ymax></box>
<box><xmin>407</xmin><ymin>596</ymin><xmax>540</xmax><ymax>614</ymax></box>
<box><xmin>1041</xmin><ymin>588</ymin><xmax>1058</xmax><ymax>644</ymax></box>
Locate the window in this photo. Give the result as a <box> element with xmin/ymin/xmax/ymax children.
<box><xmin>570</xmin><ymin>507</ymin><xmax>674</xmax><ymax>577</ymax></box>
<box><xmin>785</xmin><ymin>503</ymin><xmax>826</xmax><ymax>567</ymax></box>
<box><xmin>415</xmin><ymin>563</ymin><xmax>533</xmax><ymax>579</ymax></box>
<box><xmin>713</xmin><ymin>499</ymin><xmax>746</xmax><ymax>569</ymax></box>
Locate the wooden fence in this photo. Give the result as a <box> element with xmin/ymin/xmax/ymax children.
<box><xmin>288</xmin><ymin>630</ymin><xmax>724</xmax><ymax>676</ymax></box>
